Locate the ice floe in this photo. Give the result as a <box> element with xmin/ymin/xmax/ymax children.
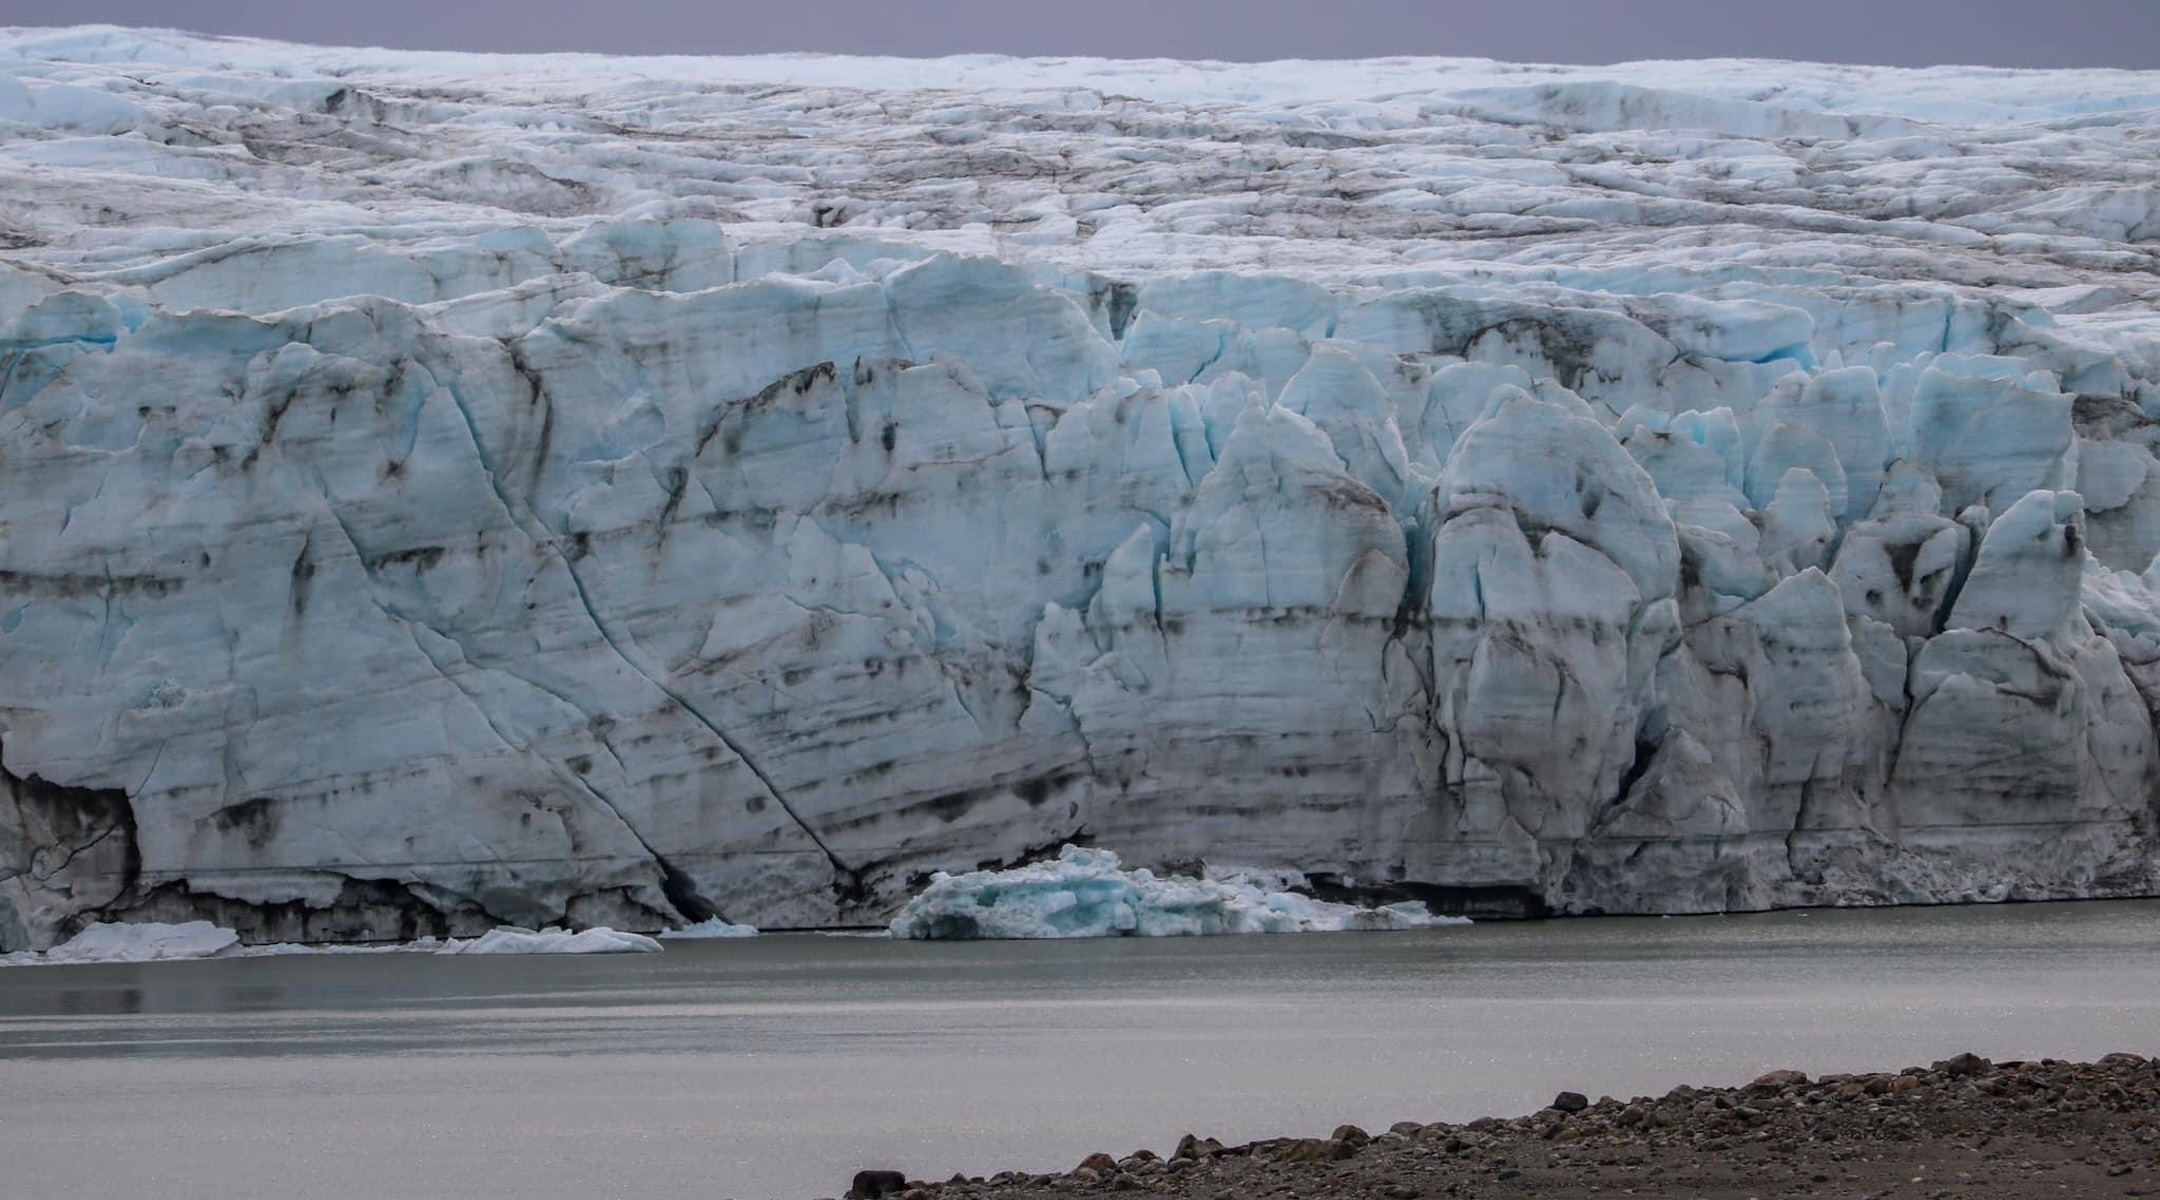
<box><xmin>0</xmin><ymin>920</ymin><xmax>239</xmax><ymax>966</ymax></box>
<box><xmin>432</xmin><ymin>927</ymin><xmax>664</xmax><ymax>955</ymax></box>
<box><xmin>658</xmin><ymin>918</ymin><xmax>762</xmax><ymax>940</ymax></box>
<box><xmin>0</xmin><ymin>922</ymin><xmax>663</xmax><ymax>965</ymax></box>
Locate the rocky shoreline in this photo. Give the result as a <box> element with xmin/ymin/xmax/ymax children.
<box><xmin>837</xmin><ymin>1054</ymin><xmax>2160</xmax><ymax>1200</ymax></box>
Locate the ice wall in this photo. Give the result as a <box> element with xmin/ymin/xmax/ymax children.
<box><xmin>3</xmin><ymin>28</ymin><xmax>2159</xmax><ymax>948</ymax></box>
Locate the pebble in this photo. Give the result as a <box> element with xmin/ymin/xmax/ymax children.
<box><xmin>860</xmin><ymin>1053</ymin><xmax>2160</xmax><ymax>1200</ymax></box>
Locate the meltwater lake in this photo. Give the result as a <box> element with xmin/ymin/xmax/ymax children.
<box><xmin>3</xmin><ymin>901</ymin><xmax>2158</xmax><ymax>1200</ymax></box>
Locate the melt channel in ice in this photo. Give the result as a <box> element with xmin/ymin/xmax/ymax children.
<box><xmin>888</xmin><ymin>846</ymin><xmax>1468</xmax><ymax>939</ymax></box>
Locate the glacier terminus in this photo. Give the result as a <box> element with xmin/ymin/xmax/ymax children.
<box><xmin>2</xmin><ymin>27</ymin><xmax>2159</xmax><ymax>949</ymax></box>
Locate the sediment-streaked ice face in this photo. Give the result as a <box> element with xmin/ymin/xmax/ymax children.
<box><xmin>3</xmin><ymin>27</ymin><xmax>2158</xmax><ymax>950</ymax></box>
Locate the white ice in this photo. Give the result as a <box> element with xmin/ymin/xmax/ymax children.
<box><xmin>0</xmin><ymin>922</ymin><xmax>663</xmax><ymax>964</ymax></box>
<box><xmin>888</xmin><ymin>846</ymin><xmax>1467</xmax><ymax>939</ymax></box>
<box><xmin>657</xmin><ymin>918</ymin><xmax>761</xmax><ymax>940</ymax></box>
<box><xmin>434</xmin><ymin>927</ymin><xmax>664</xmax><ymax>955</ymax></box>
<box><xmin>2</xmin><ymin>28</ymin><xmax>2159</xmax><ymax>950</ymax></box>
<box><xmin>0</xmin><ymin>920</ymin><xmax>238</xmax><ymax>966</ymax></box>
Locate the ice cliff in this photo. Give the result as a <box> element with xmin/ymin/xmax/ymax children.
<box><xmin>4</xmin><ymin>28</ymin><xmax>2160</xmax><ymax>949</ymax></box>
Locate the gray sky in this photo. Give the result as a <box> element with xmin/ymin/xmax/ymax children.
<box><xmin>9</xmin><ymin>0</ymin><xmax>2159</xmax><ymax>68</ymax></box>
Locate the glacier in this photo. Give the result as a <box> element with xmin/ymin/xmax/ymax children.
<box><xmin>2</xmin><ymin>27</ymin><xmax>2160</xmax><ymax>950</ymax></box>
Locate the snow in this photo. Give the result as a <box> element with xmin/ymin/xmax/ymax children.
<box><xmin>1</xmin><ymin>28</ymin><xmax>2158</xmax><ymax>951</ymax></box>
<box><xmin>889</xmin><ymin>846</ymin><xmax>1467</xmax><ymax>939</ymax></box>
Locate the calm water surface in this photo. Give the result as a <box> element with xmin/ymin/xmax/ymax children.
<box><xmin>2</xmin><ymin>901</ymin><xmax>2157</xmax><ymax>1199</ymax></box>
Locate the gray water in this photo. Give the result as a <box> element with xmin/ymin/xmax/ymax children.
<box><xmin>2</xmin><ymin>901</ymin><xmax>2157</xmax><ymax>1200</ymax></box>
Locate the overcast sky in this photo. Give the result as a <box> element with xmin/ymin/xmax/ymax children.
<box><xmin>9</xmin><ymin>0</ymin><xmax>2159</xmax><ymax>68</ymax></box>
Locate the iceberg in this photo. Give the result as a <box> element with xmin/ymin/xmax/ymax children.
<box><xmin>2</xmin><ymin>29</ymin><xmax>2159</xmax><ymax>950</ymax></box>
<box><xmin>889</xmin><ymin>846</ymin><xmax>1467</xmax><ymax>939</ymax></box>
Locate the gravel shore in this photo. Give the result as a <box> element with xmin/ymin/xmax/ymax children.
<box><xmin>836</xmin><ymin>1053</ymin><xmax>2160</xmax><ymax>1200</ymax></box>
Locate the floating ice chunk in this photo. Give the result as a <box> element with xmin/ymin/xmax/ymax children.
<box><xmin>224</xmin><ymin>939</ymin><xmax>441</xmax><ymax>958</ymax></box>
<box><xmin>658</xmin><ymin>918</ymin><xmax>761</xmax><ymax>940</ymax></box>
<box><xmin>888</xmin><ymin>846</ymin><xmax>1469</xmax><ymax>939</ymax></box>
<box><xmin>0</xmin><ymin>924</ymin><xmax>667</xmax><ymax>964</ymax></box>
<box><xmin>436</xmin><ymin>926</ymin><xmax>664</xmax><ymax>955</ymax></box>
<box><xmin>0</xmin><ymin>920</ymin><xmax>240</xmax><ymax>966</ymax></box>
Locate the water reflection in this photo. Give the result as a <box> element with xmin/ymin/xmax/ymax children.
<box><xmin>52</xmin><ymin>986</ymin><xmax>143</xmax><ymax>1016</ymax></box>
<box><xmin>2</xmin><ymin>900</ymin><xmax>2157</xmax><ymax>1199</ymax></box>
